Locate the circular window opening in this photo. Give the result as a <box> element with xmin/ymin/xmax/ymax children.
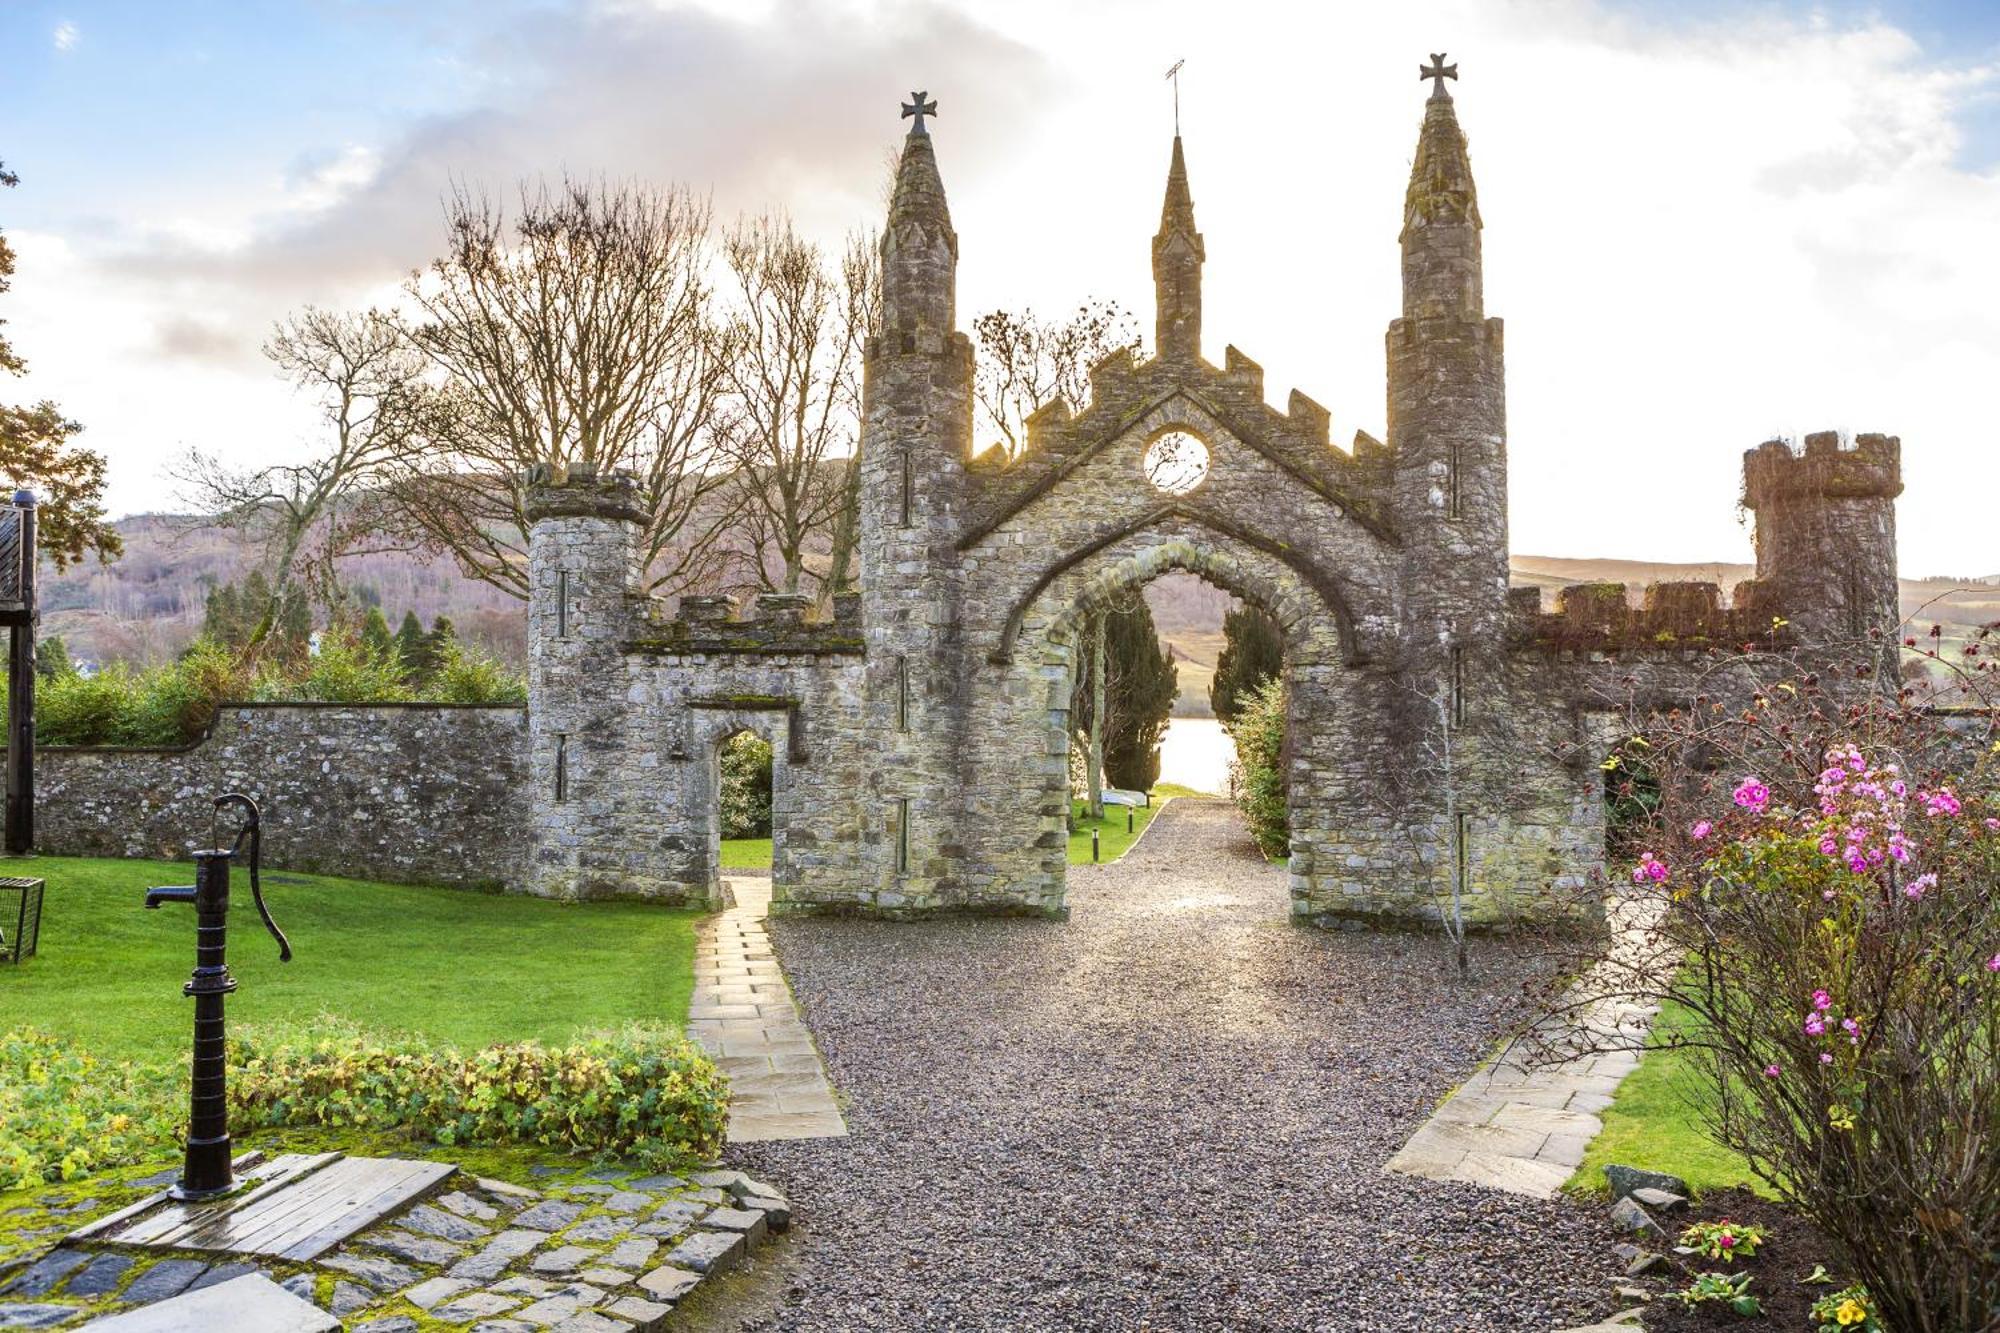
<box><xmin>1144</xmin><ymin>430</ymin><xmax>1210</xmax><ymax>496</ymax></box>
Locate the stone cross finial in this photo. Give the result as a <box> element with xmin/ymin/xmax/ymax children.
<box><xmin>901</xmin><ymin>91</ymin><xmax>938</xmax><ymax>135</ymax></box>
<box><xmin>1421</xmin><ymin>53</ymin><xmax>1458</xmax><ymax>100</ymax></box>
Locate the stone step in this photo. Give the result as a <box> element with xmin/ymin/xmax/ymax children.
<box><xmin>78</xmin><ymin>1273</ymin><xmax>338</xmax><ymax>1332</ymax></box>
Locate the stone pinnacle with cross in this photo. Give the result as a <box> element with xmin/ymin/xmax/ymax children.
<box><xmin>1421</xmin><ymin>53</ymin><xmax>1458</xmax><ymax>100</ymax></box>
<box><xmin>901</xmin><ymin>91</ymin><xmax>938</xmax><ymax>135</ymax></box>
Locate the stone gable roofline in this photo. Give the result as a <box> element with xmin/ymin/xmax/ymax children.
<box><xmin>957</xmin><ymin>383</ymin><xmax>1394</xmax><ymax>548</ymax></box>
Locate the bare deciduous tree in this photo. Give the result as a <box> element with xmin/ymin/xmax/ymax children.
<box><xmin>173</xmin><ymin>307</ymin><xmax>424</xmax><ymax>640</ymax></box>
<box><xmin>972</xmin><ymin>300</ymin><xmax>1139</xmax><ymax>458</ymax></box>
<box><xmin>716</xmin><ymin>214</ymin><xmax>876</xmax><ymax>599</ymax></box>
<box><xmin>391</xmin><ymin>178</ymin><xmax>735</xmax><ymax>599</ymax></box>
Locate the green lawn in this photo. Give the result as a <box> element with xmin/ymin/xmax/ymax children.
<box><xmin>1567</xmin><ymin>1000</ymin><xmax>1771</xmax><ymax>1198</ymax></box>
<box><xmin>719</xmin><ymin>837</ymin><xmax>774</xmax><ymax>870</ymax></box>
<box><xmin>1068</xmin><ymin>784</ymin><xmax>1203</xmax><ymax>864</ymax></box>
<box><xmin>0</xmin><ymin>855</ymin><xmax>702</xmax><ymax>1064</ymax></box>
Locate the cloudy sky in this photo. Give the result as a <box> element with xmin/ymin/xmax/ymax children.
<box><xmin>3</xmin><ymin>0</ymin><xmax>1997</xmax><ymax>575</ymax></box>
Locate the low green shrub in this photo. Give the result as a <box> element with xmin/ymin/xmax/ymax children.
<box><xmin>0</xmin><ymin>1029</ymin><xmax>180</xmax><ymax>1189</ymax></box>
<box><xmin>16</xmin><ymin>633</ymin><xmax>530</xmax><ymax>747</ymax></box>
<box><xmin>254</xmin><ymin>636</ymin><xmax>412</xmax><ymax>705</ymax></box>
<box><xmin>230</xmin><ymin>1020</ymin><xmax>727</xmax><ymax>1167</ymax></box>
<box><xmin>427</xmin><ymin>643</ymin><xmax>528</xmax><ymax>705</ymax></box>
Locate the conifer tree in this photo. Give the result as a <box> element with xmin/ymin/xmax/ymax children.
<box><xmin>393</xmin><ymin>611</ymin><xmax>426</xmax><ymax>680</ymax></box>
<box><xmin>202</xmin><ymin>581</ymin><xmax>247</xmax><ymax>648</ymax></box>
<box><xmin>421</xmin><ymin>616</ymin><xmax>458</xmax><ymax>676</ymax></box>
<box><xmin>1209</xmin><ymin>604</ymin><xmax>1284</xmax><ymax>724</ymax></box>
<box><xmin>360</xmin><ymin>606</ymin><xmax>395</xmax><ymax>660</ymax></box>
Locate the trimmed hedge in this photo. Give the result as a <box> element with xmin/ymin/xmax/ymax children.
<box><xmin>230</xmin><ymin>1021</ymin><xmax>727</xmax><ymax>1167</ymax></box>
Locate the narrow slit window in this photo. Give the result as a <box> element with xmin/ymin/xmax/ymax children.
<box><xmin>1450</xmin><ymin>645</ymin><xmax>1466</xmax><ymax>727</ymax></box>
<box><xmin>1448</xmin><ymin>442</ymin><xmax>1463</xmax><ymax>519</ymax></box>
<box><xmin>555</xmin><ymin>734</ymin><xmax>569</xmax><ymax>803</ymax></box>
<box><xmin>556</xmin><ymin>569</ymin><xmax>570</xmax><ymax>638</ymax></box>
<box><xmin>1453</xmin><ymin>811</ymin><xmax>1470</xmax><ymax>897</ymax></box>
<box><xmin>894</xmin><ymin>797</ymin><xmax>910</xmax><ymax>874</ymax></box>
<box><xmin>899</xmin><ymin>452</ymin><xmax>914</xmax><ymax>528</ymax></box>
<box><xmin>895</xmin><ymin>655</ymin><xmax>910</xmax><ymax>731</ymax></box>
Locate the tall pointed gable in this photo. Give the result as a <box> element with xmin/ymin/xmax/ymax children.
<box><xmin>1400</xmin><ymin>57</ymin><xmax>1484</xmax><ymax>321</ymax></box>
<box><xmin>881</xmin><ymin>93</ymin><xmax>958</xmax><ymax>338</ymax></box>
<box><xmin>1152</xmin><ymin>135</ymin><xmax>1206</xmax><ymax>361</ymax></box>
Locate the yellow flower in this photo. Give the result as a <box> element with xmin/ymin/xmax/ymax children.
<box><xmin>1836</xmin><ymin>1297</ymin><xmax>1867</xmax><ymax>1325</ymax></box>
<box><xmin>1828</xmin><ymin>1104</ymin><xmax>1856</xmax><ymax>1132</ymax></box>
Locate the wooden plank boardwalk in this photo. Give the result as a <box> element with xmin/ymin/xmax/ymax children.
<box><xmin>71</xmin><ymin>1153</ymin><xmax>457</xmax><ymax>1262</ymax></box>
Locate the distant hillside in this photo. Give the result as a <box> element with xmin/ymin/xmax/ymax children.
<box><xmin>39</xmin><ymin>514</ymin><xmax>525</xmax><ymax>668</ymax></box>
<box><xmin>35</xmin><ymin>517</ymin><xmax>2000</xmax><ymax>673</ymax></box>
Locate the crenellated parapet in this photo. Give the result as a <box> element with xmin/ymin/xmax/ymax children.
<box><xmin>626</xmin><ymin>592</ymin><xmax>864</xmax><ymax>657</ymax></box>
<box><xmin>1741</xmin><ymin>431</ymin><xmax>1902</xmax><ymax>508</ymax></box>
<box><xmin>1511</xmin><ymin>579</ymin><xmax>1792</xmax><ymax>655</ymax></box>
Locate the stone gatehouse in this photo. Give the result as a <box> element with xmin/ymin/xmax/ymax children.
<box><xmin>522</xmin><ymin>74</ymin><xmax>1904</xmax><ymax>926</ymax></box>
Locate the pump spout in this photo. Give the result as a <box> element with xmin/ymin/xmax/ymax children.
<box><xmin>144</xmin><ymin>885</ymin><xmax>196</xmax><ymax>909</ymax></box>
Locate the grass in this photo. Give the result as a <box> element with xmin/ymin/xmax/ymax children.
<box><xmin>0</xmin><ymin>855</ymin><xmax>702</xmax><ymax>1064</ymax></box>
<box><xmin>1567</xmin><ymin>1000</ymin><xmax>1772</xmax><ymax>1199</ymax></box>
<box><xmin>1068</xmin><ymin>783</ymin><xmax>1204</xmax><ymax>864</ymax></box>
<box><xmin>719</xmin><ymin>837</ymin><xmax>774</xmax><ymax>870</ymax></box>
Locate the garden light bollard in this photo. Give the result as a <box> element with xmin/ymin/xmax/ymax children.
<box><xmin>144</xmin><ymin>792</ymin><xmax>292</xmax><ymax>1201</ymax></box>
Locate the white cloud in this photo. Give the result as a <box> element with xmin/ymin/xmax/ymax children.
<box><xmin>52</xmin><ymin>20</ymin><xmax>78</xmax><ymax>51</ymax></box>
<box><xmin>10</xmin><ymin>0</ymin><xmax>1999</xmax><ymax>576</ymax></box>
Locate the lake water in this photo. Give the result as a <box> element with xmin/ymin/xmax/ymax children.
<box><xmin>1157</xmin><ymin>717</ymin><xmax>1235</xmax><ymax>795</ymax></box>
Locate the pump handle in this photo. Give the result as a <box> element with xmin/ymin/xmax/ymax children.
<box><xmin>214</xmin><ymin>792</ymin><xmax>291</xmax><ymax>963</ymax></box>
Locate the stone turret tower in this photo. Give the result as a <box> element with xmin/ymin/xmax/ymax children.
<box><xmin>1153</xmin><ymin>136</ymin><xmax>1206</xmax><ymax>362</ymax></box>
<box><xmin>524</xmin><ymin>470</ymin><xmax>646</xmax><ymax>901</ymax></box>
<box><xmin>1741</xmin><ymin>431</ymin><xmax>1903</xmax><ymax>677</ymax></box>
<box><xmin>853</xmin><ymin>95</ymin><xmax>975</xmax><ymax>910</ymax></box>
<box><xmin>1387</xmin><ymin>58</ymin><xmax>1509</xmax><ymax>652</ymax></box>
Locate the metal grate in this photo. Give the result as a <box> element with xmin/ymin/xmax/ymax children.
<box><xmin>0</xmin><ymin>876</ymin><xmax>43</xmax><ymax>963</ymax></box>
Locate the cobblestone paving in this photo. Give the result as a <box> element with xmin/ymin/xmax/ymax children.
<box><xmin>688</xmin><ymin>879</ymin><xmax>847</xmax><ymax>1143</ymax></box>
<box><xmin>0</xmin><ymin>1168</ymin><xmax>790</xmax><ymax>1331</ymax></box>
<box><xmin>724</xmin><ymin>799</ymin><xmax>1621</xmax><ymax>1331</ymax></box>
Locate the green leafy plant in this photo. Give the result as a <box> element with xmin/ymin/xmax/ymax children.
<box><xmin>0</xmin><ymin>1029</ymin><xmax>180</xmax><ymax>1188</ymax></box>
<box><xmin>230</xmin><ymin>1020</ymin><xmax>727</xmax><ymax>1167</ymax></box>
<box><xmin>1676</xmin><ymin>1270</ymin><xmax>1762</xmax><ymax>1317</ymax></box>
<box><xmin>1227</xmin><ymin>676</ymin><xmax>1288</xmax><ymax>858</ymax></box>
<box><xmin>1810</xmin><ymin>1284</ymin><xmax>1884</xmax><ymax>1331</ymax></box>
<box><xmin>1677</xmin><ymin>1218</ymin><xmax>1767</xmax><ymax>1263</ymax></box>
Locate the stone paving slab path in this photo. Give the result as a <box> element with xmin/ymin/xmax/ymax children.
<box><xmin>687</xmin><ymin>878</ymin><xmax>846</xmax><ymax>1143</ymax></box>
<box><xmin>1383</xmin><ymin>893</ymin><xmax>1668</xmax><ymax>1199</ymax></box>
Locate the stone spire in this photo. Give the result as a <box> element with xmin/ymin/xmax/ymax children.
<box><xmin>1152</xmin><ymin>135</ymin><xmax>1206</xmax><ymax>361</ymax></box>
<box><xmin>1399</xmin><ymin>70</ymin><xmax>1483</xmax><ymax>322</ymax></box>
<box><xmin>881</xmin><ymin>104</ymin><xmax>958</xmax><ymax>338</ymax></box>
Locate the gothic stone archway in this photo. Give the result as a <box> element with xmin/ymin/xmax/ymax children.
<box><xmin>517</xmin><ymin>89</ymin><xmax>1904</xmax><ymax>928</ymax></box>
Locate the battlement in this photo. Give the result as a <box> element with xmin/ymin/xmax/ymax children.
<box><xmin>1511</xmin><ymin>579</ymin><xmax>1789</xmax><ymax>655</ymax></box>
<box><xmin>625</xmin><ymin>591</ymin><xmax>864</xmax><ymax>657</ymax></box>
<box><xmin>1742</xmin><ymin>431</ymin><xmax>1902</xmax><ymax>508</ymax></box>
<box><xmin>522</xmin><ymin>465</ymin><xmax>649</xmax><ymax>525</ymax></box>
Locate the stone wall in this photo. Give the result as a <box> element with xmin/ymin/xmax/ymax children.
<box><xmin>21</xmin><ymin>703</ymin><xmax>529</xmax><ymax>887</ymax></box>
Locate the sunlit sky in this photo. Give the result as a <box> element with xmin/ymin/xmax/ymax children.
<box><xmin>3</xmin><ymin>0</ymin><xmax>1998</xmax><ymax>575</ymax></box>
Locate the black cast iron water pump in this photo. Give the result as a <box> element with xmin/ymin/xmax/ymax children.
<box><xmin>144</xmin><ymin>792</ymin><xmax>292</xmax><ymax>1200</ymax></box>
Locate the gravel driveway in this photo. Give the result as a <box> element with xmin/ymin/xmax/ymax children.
<box><xmin>714</xmin><ymin>798</ymin><xmax>1617</xmax><ymax>1331</ymax></box>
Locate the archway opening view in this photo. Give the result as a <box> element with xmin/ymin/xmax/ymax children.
<box><xmin>718</xmin><ymin>729</ymin><xmax>778</xmax><ymax>875</ymax></box>
<box><xmin>1064</xmin><ymin>571</ymin><xmax>1277</xmax><ymax>862</ymax></box>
